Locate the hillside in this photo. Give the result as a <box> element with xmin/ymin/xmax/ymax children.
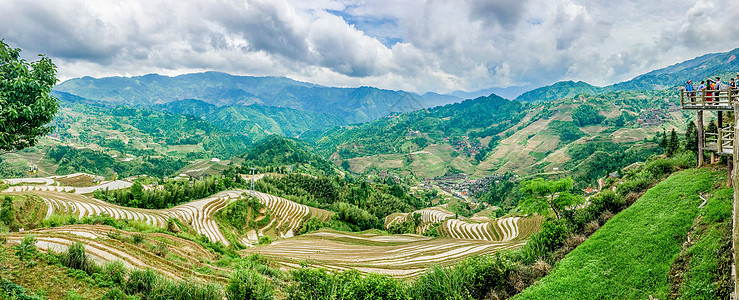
<box><xmin>610</xmin><ymin>47</ymin><xmax>739</xmax><ymax>91</ymax></box>
<box><xmin>514</xmin><ymin>47</ymin><xmax>739</xmax><ymax>103</ymax></box>
<box><xmin>154</xmin><ymin>100</ymin><xmax>345</xmax><ymax>137</ymax></box>
<box><xmin>515</xmin><ymin>168</ymin><xmax>731</xmax><ymax>299</ymax></box>
<box><xmin>515</xmin><ymin>81</ymin><xmax>603</xmax><ymax>103</ymax></box>
<box><xmin>312</xmin><ymin>89</ymin><xmax>680</xmax><ymax>189</ymax></box>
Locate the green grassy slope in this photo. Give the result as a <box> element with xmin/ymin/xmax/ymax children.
<box><xmin>515</xmin><ymin>168</ymin><xmax>714</xmax><ymax>299</ymax></box>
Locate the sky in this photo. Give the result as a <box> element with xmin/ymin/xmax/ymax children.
<box><xmin>1</xmin><ymin>0</ymin><xmax>738</xmax><ymax>95</ymax></box>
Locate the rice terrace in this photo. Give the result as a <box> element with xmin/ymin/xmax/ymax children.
<box><xmin>1</xmin><ymin>1</ymin><xmax>739</xmax><ymax>299</ymax></box>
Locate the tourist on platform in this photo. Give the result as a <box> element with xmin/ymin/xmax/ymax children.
<box><xmin>707</xmin><ymin>79</ymin><xmax>714</xmax><ymax>104</ymax></box>
<box><xmin>715</xmin><ymin>77</ymin><xmax>722</xmax><ymax>105</ymax></box>
<box><xmin>685</xmin><ymin>80</ymin><xmax>694</xmax><ymax>97</ymax></box>
<box><xmin>698</xmin><ymin>80</ymin><xmax>706</xmax><ymax>96</ymax></box>
<box><xmin>731</xmin><ymin>78</ymin><xmax>737</xmax><ymax>102</ymax></box>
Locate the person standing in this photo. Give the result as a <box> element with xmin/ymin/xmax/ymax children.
<box><xmin>731</xmin><ymin>78</ymin><xmax>737</xmax><ymax>102</ymax></box>
<box><xmin>686</xmin><ymin>80</ymin><xmax>694</xmax><ymax>97</ymax></box>
<box><xmin>715</xmin><ymin>77</ymin><xmax>722</xmax><ymax>105</ymax></box>
<box><xmin>707</xmin><ymin>79</ymin><xmax>714</xmax><ymax>104</ymax></box>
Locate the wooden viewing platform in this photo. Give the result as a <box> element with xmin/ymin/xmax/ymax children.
<box><xmin>679</xmin><ymin>89</ymin><xmax>739</xmax><ymax>299</ymax></box>
<box><xmin>680</xmin><ymin>88</ymin><xmax>739</xmax><ymax>110</ymax></box>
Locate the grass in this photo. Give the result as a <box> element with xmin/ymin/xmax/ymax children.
<box><xmin>0</xmin><ymin>244</ymin><xmax>109</xmax><ymax>299</ymax></box>
<box><xmin>675</xmin><ymin>187</ymin><xmax>733</xmax><ymax>299</ymax></box>
<box><xmin>514</xmin><ymin>169</ymin><xmax>715</xmax><ymax>299</ymax></box>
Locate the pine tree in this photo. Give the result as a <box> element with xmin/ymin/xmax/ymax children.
<box><xmin>659</xmin><ymin>130</ymin><xmax>667</xmax><ymax>150</ymax></box>
<box><xmin>667</xmin><ymin>129</ymin><xmax>679</xmax><ymax>157</ymax></box>
<box><xmin>685</xmin><ymin>121</ymin><xmax>698</xmax><ymax>152</ymax></box>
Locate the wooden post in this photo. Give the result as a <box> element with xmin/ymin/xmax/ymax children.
<box><xmin>720</xmin><ymin>111</ymin><xmax>724</xmax><ymax>128</ymax></box>
<box><xmin>729</xmin><ymin>159</ymin><xmax>733</xmax><ymax>187</ymax></box>
<box><xmin>681</xmin><ymin>90</ymin><xmax>684</xmax><ymax>106</ymax></box>
<box><xmin>719</xmin><ymin>128</ymin><xmax>724</xmax><ymax>154</ymax></box>
<box><xmin>732</xmin><ymin>102</ymin><xmax>739</xmax><ymax>300</ymax></box>
<box><xmin>698</xmin><ymin>110</ymin><xmax>704</xmax><ymax>167</ymax></box>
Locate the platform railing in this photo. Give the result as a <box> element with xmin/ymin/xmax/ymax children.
<box><xmin>705</xmin><ymin>126</ymin><xmax>734</xmax><ymax>154</ymax></box>
<box><xmin>681</xmin><ymin>88</ymin><xmax>739</xmax><ymax>109</ymax></box>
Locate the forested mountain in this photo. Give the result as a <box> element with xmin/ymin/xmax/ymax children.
<box><xmin>609</xmin><ymin>47</ymin><xmax>739</xmax><ymax>90</ymax></box>
<box><xmin>50</xmin><ymin>93</ymin><xmax>253</xmax><ymax>159</ymax></box>
<box><xmin>515</xmin><ymin>47</ymin><xmax>739</xmax><ymax>103</ymax></box>
<box><xmin>515</xmin><ymin>81</ymin><xmax>603</xmax><ymax>103</ymax></box>
<box><xmin>54</xmin><ymin>71</ymin><xmax>453</xmax><ymax>124</ymax></box>
<box><xmin>154</xmin><ymin>99</ymin><xmax>345</xmax><ymax>137</ymax></box>
<box><xmin>311</xmin><ymin>88</ymin><xmax>676</xmax><ymax>185</ymax></box>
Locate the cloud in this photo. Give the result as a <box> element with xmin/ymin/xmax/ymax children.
<box><xmin>0</xmin><ymin>0</ymin><xmax>737</xmax><ymax>94</ymax></box>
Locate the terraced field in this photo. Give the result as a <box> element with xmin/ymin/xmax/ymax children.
<box><xmin>4</xmin><ymin>188</ymin><xmax>330</xmax><ymax>246</ymax></box>
<box><xmin>243</xmin><ymin>229</ymin><xmax>530</xmax><ymax>277</ymax></box>
<box><xmin>439</xmin><ymin>217</ymin><xmax>542</xmax><ymax>242</ymax></box>
<box><xmin>5</xmin><ymin>225</ymin><xmax>228</xmax><ymax>282</ymax></box>
<box><xmin>384</xmin><ymin>206</ymin><xmax>455</xmax><ymax>233</ymax></box>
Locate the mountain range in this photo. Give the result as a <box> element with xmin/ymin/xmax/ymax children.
<box><xmin>516</xmin><ymin>47</ymin><xmax>739</xmax><ymax>103</ymax></box>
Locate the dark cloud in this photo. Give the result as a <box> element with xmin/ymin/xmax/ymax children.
<box><xmin>0</xmin><ymin>0</ymin><xmax>736</xmax><ymax>94</ymax></box>
<box><xmin>468</xmin><ymin>0</ymin><xmax>530</xmax><ymax>29</ymax></box>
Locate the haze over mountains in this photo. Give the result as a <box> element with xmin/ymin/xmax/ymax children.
<box><xmin>50</xmin><ymin>47</ymin><xmax>739</xmax><ymax>142</ymax></box>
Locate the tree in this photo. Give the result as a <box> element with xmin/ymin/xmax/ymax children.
<box><xmin>659</xmin><ymin>130</ymin><xmax>667</xmax><ymax>149</ymax></box>
<box><xmin>12</xmin><ymin>235</ymin><xmax>37</xmax><ymax>265</ymax></box>
<box><xmin>519</xmin><ymin>177</ymin><xmax>582</xmax><ymax>220</ymax></box>
<box><xmin>667</xmin><ymin>129</ymin><xmax>679</xmax><ymax>157</ymax></box>
<box><xmin>0</xmin><ymin>40</ymin><xmax>60</xmax><ymax>152</ymax></box>
<box><xmin>685</xmin><ymin>121</ymin><xmax>698</xmax><ymax>153</ymax></box>
<box><xmin>571</xmin><ymin>105</ymin><xmax>605</xmax><ymax>127</ymax></box>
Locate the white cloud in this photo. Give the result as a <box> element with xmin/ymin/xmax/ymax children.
<box><xmin>0</xmin><ymin>0</ymin><xmax>737</xmax><ymax>94</ymax></box>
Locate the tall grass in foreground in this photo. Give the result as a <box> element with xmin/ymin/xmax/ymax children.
<box><xmin>52</xmin><ymin>242</ymin><xmax>223</xmax><ymax>300</ymax></box>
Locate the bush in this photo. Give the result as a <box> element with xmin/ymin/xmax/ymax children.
<box><xmin>226</xmin><ymin>268</ymin><xmax>273</xmax><ymax>300</ymax></box>
<box><xmin>101</xmin><ymin>288</ymin><xmax>127</xmax><ymax>300</ymax></box>
<box><xmin>342</xmin><ymin>272</ymin><xmax>409</xmax><ymax>300</ymax></box>
<box><xmin>132</xmin><ymin>234</ymin><xmax>145</xmax><ymax>245</ymax></box>
<box><xmin>149</xmin><ymin>278</ymin><xmax>223</xmax><ymax>300</ymax></box>
<box><xmin>59</xmin><ymin>242</ymin><xmax>98</xmax><ymax>274</ymax></box>
<box><xmin>587</xmin><ymin>190</ymin><xmax>625</xmax><ymax>217</ymax></box>
<box><xmin>288</xmin><ymin>268</ymin><xmax>337</xmax><ymax>300</ymax></box>
<box><xmin>412</xmin><ymin>255</ymin><xmax>515</xmax><ymax>300</ymax></box>
<box><xmin>258</xmin><ymin>235</ymin><xmax>273</xmax><ymax>246</ymax></box>
<box><xmin>125</xmin><ymin>269</ymin><xmax>156</xmax><ymax>296</ymax></box>
<box><xmin>103</xmin><ymin>261</ymin><xmax>127</xmax><ymax>286</ymax></box>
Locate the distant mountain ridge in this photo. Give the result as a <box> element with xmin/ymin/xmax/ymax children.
<box><xmin>515</xmin><ymin>81</ymin><xmax>603</xmax><ymax>103</ymax></box>
<box><xmin>54</xmin><ymin>71</ymin><xmax>461</xmax><ymax>124</ymax></box>
<box><xmin>515</xmin><ymin>47</ymin><xmax>739</xmax><ymax>103</ymax></box>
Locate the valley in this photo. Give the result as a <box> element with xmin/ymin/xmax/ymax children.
<box><xmin>0</xmin><ymin>38</ymin><xmax>738</xmax><ymax>299</ymax></box>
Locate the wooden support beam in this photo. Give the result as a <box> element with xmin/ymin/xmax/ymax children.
<box><xmin>720</xmin><ymin>111</ymin><xmax>724</xmax><ymax>128</ymax></box>
<box><xmin>729</xmin><ymin>159</ymin><xmax>733</xmax><ymax>187</ymax></box>
<box><xmin>698</xmin><ymin>110</ymin><xmax>704</xmax><ymax>167</ymax></box>
<box><xmin>731</xmin><ymin>102</ymin><xmax>739</xmax><ymax>300</ymax></box>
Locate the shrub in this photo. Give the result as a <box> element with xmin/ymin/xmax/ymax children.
<box><xmin>258</xmin><ymin>235</ymin><xmax>273</xmax><ymax>246</ymax></box>
<box><xmin>341</xmin><ymin>272</ymin><xmax>409</xmax><ymax>300</ymax></box>
<box><xmin>412</xmin><ymin>255</ymin><xmax>515</xmax><ymax>300</ymax></box>
<box><xmin>288</xmin><ymin>268</ymin><xmax>338</xmax><ymax>300</ymax></box>
<box><xmin>125</xmin><ymin>269</ymin><xmax>156</xmax><ymax>296</ymax></box>
<box><xmin>66</xmin><ymin>290</ymin><xmax>83</xmax><ymax>300</ymax></box>
<box><xmin>101</xmin><ymin>288</ymin><xmax>127</xmax><ymax>300</ymax></box>
<box><xmin>59</xmin><ymin>242</ymin><xmax>93</xmax><ymax>273</ymax></box>
<box><xmin>153</xmin><ymin>241</ymin><xmax>168</xmax><ymax>257</ymax></box>
<box><xmin>226</xmin><ymin>268</ymin><xmax>273</xmax><ymax>300</ymax></box>
<box><xmin>103</xmin><ymin>260</ymin><xmax>127</xmax><ymax>286</ymax></box>
<box><xmin>132</xmin><ymin>234</ymin><xmax>145</xmax><ymax>245</ymax></box>
<box><xmin>149</xmin><ymin>277</ymin><xmax>223</xmax><ymax>300</ymax></box>
<box><xmin>587</xmin><ymin>190</ymin><xmax>625</xmax><ymax>216</ymax></box>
